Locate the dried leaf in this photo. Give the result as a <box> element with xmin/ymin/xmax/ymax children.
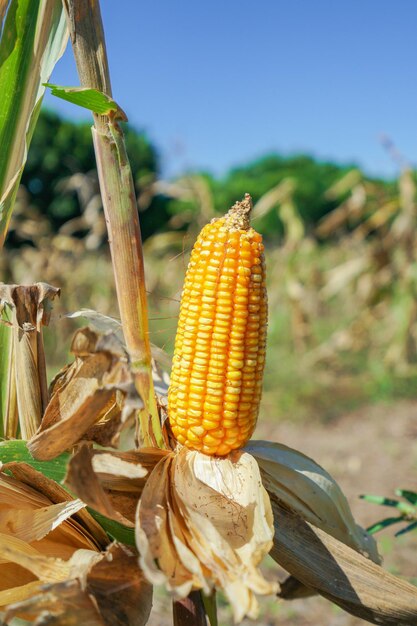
<box><xmin>3</xmin><ymin>579</ymin><xmax>105</xmax><ymax>625</ymax></box>
<box><xmin>0</xmin><ymin>579</ymin><xmax>46</xmax><ymax>606</ymax></box>
<box><xmin>0</xmin><ymin>283</ymin><xmax>60</xmax><ymax>439</ymax></box>
<box><xmin>4</xmin><ymin>461</ymin><xmax>109</xmax><ymax>549</ymax></box>
<box><xmin>270</xmin><ymin>495</ymin><xmax>417</xmax><ymax>625</ymax></box>
<box><xmin>65</xmin><ymin>445</ymin><xmax>131</xmax><ymax>526</ymax></box>
<box><xmin>28</xmin><ymin>326</ymin><xmax>139</xmax><ymax>459</ymax></box>
<box><xmin>86</xmin><ymin>543</ymin><xmax>152</xmax><ymax>626</ymax></box>
<box><xmin>0</xmin><ymin>498</ymin><xmax>86</xmax><ymax>543</ymax></box>
<box><xmin>3</xmin><ymin>545</ymin><xmax>153</xmax><ymax>626</ymax></box>
<box><xmin>0</xmin><ymin>533</ymin><xmax>102</xmax><ymax>583</ymax></box>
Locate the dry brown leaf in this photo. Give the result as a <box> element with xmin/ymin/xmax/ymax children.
<box><xmin>0</xmin><ymin>533</ymin><xmax>102</xmax><ymax>584</ymax></box>
<box><xmin>0</xmin><ymin>462</ymin><xmax>152</xmax><ymax>625</ymax></box>
<box><xmin>64</xmin><ymin>444</ymin><xmax>169</xmax><ymax>527</ymax></box>
<box><xmin>65</xmin><ymin>444</ymin><xmax>133</xmax><ymax>526</ymax></box>
<box><xmin>4</xmin><ymin>462</ymin><xmax>109</xmax><ymax>549</ymax></box>
<box><xmin>0</xmin><ymin>283</ymin><xmax>60</xmax><ymax>439</ymax></box>
<box><xmin>136</xmin><ymin>447</ymin><xmax>277</xmax><ymax>622</ymax></box>
<box><xmin>28</xmin><ymin>355</ymin><xmax>115</xmax><ymax>459</ymax></box>
<box><xmin>3</xmin><ymin>579</ymin><xmax>105</xmax><ymax>625</ymax></box>
<box><xmin>27</xmin><ymin>320</ymin><xmax>171</xmax><ymax>458</ymax></box>
<box><xmin>28</xmin><ymin>326</ymin><xmax>140</xmax><ymax>460</ymax></box>
<box><xmin>0</xmin><ymin>579</ymin><xmax>46</xmax><ymax>607</ymax></box>
<box><xmin>86</xmin><ymin>543</ymin><xmax>153</xmax><ymax>626</ymax></box>
<box><xmin>3</xmin><ymin>544</ymin><xmax>153</xmax><ymax>626</ymax></box>
<box><xmin>90</xmin><ymin>447</ymin><xmax>168</xmax><ymax>492</ymax></box>
<box><xmin>0</xmin><ymin>498</ymin><xmax>86</xmax><ymax>543</ymax></box>
<box><xmin>270</xmin><ymin>495</ymin><xmax>417</xmax><ymax>626</ymax></box>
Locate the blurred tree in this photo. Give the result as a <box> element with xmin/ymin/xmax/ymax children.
<box><xmin>13</xmin><ymin>110</ymin><xmax>393</xmax><ymax>247</ymax></box>
<box><xmin>15</xmin><ymin>108</ymin><xmax>169</xmax><ymax>243</ymax></box>
<box><xmin>212</xmin><ymin>154</ymin><xmax>357</xmax><ymax>237</ymax></box>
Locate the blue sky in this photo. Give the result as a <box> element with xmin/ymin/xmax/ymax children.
<box><xmin>46</xmin><ymin>0</ymin><xmax>417</xmax><ymax>179</ymax></box>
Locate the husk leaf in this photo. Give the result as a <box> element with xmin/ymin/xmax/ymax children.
<box><xmin>246</xmin><ymin>440</ymin><xmax>379</xmax><ymax>563</ymax></box>
<box><xmin>136</xmin><ymin>447</ymin><xmax>278</xmax><ymax>623</ymax></box>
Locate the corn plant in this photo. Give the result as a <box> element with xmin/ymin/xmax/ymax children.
<box><xmin>362</xmin><ymin>490</ymin><xmax>417</xmax><ymax>537</ymax></box>
<box><xmin>1</xmin><ymin>1</ymin><xmax>417</xmax><ymax>625</ymax></box>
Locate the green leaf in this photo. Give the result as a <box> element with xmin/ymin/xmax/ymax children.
<box><xmin>361</xmin><ymin>493</ymin><xmax>416</xmax><ymax>516</ymax></box>
<box><xmin>0</xmin><ymin>305</ymin><xmax>13</xmax><ymax>438</ymax></box>
<box><xmin>0</xmin><ymin>439</ymin><xmax>70</xmax><ymax>483</ymax></box>
<box><xmin>360</xmin><ymin>494</ymin><xmax>401</xmax><ymax>508</ymax></box>
<box><xmin>366</xmin><ymin>516</ymin><xmax>404</xmax><ymax>535</ymax></box>
<box><xmin>396</xmin><ymin>489</ymin><xmax>417</xmax><ymax>506</ymax></box>
<box><xmin>202</xmin><ymin>591</ymin><xmax>218</xmax><ymax>626</ymax></box>
<box><xmin>44</xmin><ymin>83</ymin><xmax>127</xmax><ymax>120</ymax></box>
<box><xmin>0</xmin><ymin>0</ymin><xmax>68</xmax><ymax>248</ymax></box>
<box><xmin>88</xmin><ymin>511</ymin><xmax>135</xmax><ymax>546</ymax></box>
<box><xmin>395</xmin><ymin>521</ymin><xmax>417</xmax><ymax>537</ymax></box>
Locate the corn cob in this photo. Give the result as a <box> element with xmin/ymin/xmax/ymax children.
<box><xmin>168</xmin><ymin>194</ymin><xmax>267</xmax><ymax>456</ymax></box>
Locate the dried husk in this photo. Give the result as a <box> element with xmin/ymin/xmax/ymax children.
<box><xmin>136</xmin><ymin>447</ymin><xmax>278</xmax><ymax>623</ymax></box>
<box><xmin>0</xmin><ymin>283</ymin><xmax>60</xmax><ymax>439</ymax></box>
<box><xmin>243</xmin><ymin>441</ymin><xmax>417</xmax><ymax>624</ymax></box>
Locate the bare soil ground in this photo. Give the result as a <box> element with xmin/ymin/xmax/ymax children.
<box><xmin>147</xmin><ymin>400</ymin><xmax>417</xmax><ymax>626</ymax></box>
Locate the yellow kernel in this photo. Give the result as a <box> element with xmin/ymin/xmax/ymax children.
<box><xmin>202</xmin><ymin>419</ymin><xmax>220</xmax><ymax>430</ymax></box>
<box><xmin>203</xmin><ymin>433</ymin><xmax>223</xmax><ymax>446</ymax></box>
<box><xmin>187</xmin><ymin>430</ymin><xmax>203</xmax><ymax>443</ymax></box>
<box><xmin>191</xmin><ymin>426</ymin><xmax>206</xmax><ymax>437</ymax></box>
<box><xmin>216</xmin><ymin>443</ymin><xmax>232</xmax><ymax>455</ymax></box>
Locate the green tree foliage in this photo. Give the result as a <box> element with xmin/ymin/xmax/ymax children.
<box><xmin>217</xmin><ymin>154</ymin><xmax>351</xmax><ymax>220</ymax></box>
<box><xmin>168</xmin><ymin>155</ymin><xmax>367</xmax><ymax>239</ymax></box>
<box><xmin>16</xmin><ymin>110</ymin><xmax>392</xmax><ymax>246</ymax></box>
<box><xmin>17</xmin><ymin>108</ymin><xmax>169</xmax><ymax>242</ymax></box>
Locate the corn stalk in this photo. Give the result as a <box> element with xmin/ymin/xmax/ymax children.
<box><xmin>60</xmin><ymin>0</ymin><xmax>163</xmax><ymax>448</ymax></box>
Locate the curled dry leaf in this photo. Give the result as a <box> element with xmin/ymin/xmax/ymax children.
<box><xmin>65</xmin><ymin>444</ymin><xmax>168</xmax><ymax>526</ymax></box>
<box><xmin>0</xmin><ymin>464</ymin><xmax>102</xmax><ymax>606</ymax></box>
<box><xmin>0</xmin><ymin>283</ymin><xmax>60</xmax><ymax>439</ymax></box>
<box><xmin>86</xmin><ymin>543</ymin><xmax>153</xmax><ymax>626</ymax></box>
<box><xmin>66</xmin><ymin>308</ymin><xmax>171</xmax><ymax>387</ymax></box>
<box><xmin>246</xmin><ymin>440</ymin><xmax>379</xmax><ymax>563</ymax></box>
<box><xmin>136</xmin><ymin>447</ymin><xmax>278</xmax><ymax>623</ymax></box>
<box><xmin>3</xmin><ymin>545</ymin><xmax>153</xmax><ymax>626</ymax></box>
<box><xmin>3</xmin><ymin>461</ymin><xmax>109</xmax><ymax>548</ymax></box>
<box><xmin>3</xmin><ymin>580</ymin><xmax>105</xmax><ymax>626</ymax></box>
<box><xmin>28</xmin><ymin>326</ymin><xmax>142</xmax><ymax>460</ymax></box>
<box><xmin>0</xmin><ymin>464</ymin><xmax>152</xmax><ymax>625</ymax></box>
